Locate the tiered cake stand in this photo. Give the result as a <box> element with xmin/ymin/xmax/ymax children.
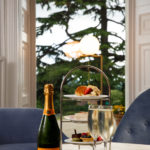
<box><xmin>60</xmin><ymin>65</ymin><xmax>111</xmax><ymax>150</ymax></box>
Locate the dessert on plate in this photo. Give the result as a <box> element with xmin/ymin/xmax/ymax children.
<box><xmin>80</xmin><ymin>132</ymin><xmax>103</xmax><ymax>142</ymax></box>
<box><xmin>72</xmin><ymin>129</ymin><xmax>81</xmax><ymax>141</ymax></box>
<box><xmin>80</xmin><ymin>132</ymin><xmax>93</xmax><ymax>142</ymax></box>
<box><xmin>75</xmin><ymin>85</ymin><xmax>101</xmax><ymax>96</ymax></box>
<box><xmin>72</xmin><ymin>131</ymin><xmax>103</xmax><ymax>142</ymax></box>
<box><xmin>75</xmin><ymin>86</ymin><xmax>87</xmax><ymax>96</ymax></box>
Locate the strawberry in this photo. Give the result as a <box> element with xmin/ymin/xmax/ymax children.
<box><xmin>81</xmin><ymin>133</ymin><xmax>87</xmax><ymax>136</ymax></box>
<box><xmin>81</xmin><ymin>133</ymin><xmax>87</xmax><ymax>138</ymax></box>
<box><xmin>97</xmin><ymin>136</ymin><xmax>103</xmax><ymax>141</ymax></box>
<box><xmin>84</xmin><ymin>87</ymin><xmax>93</xmax><ymax>95</ymax></box>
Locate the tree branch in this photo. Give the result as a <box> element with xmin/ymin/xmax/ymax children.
<box><xmin>108</xmin><ymin>19</ymin><xmax>125</xmax><ymax>27</ymax></box>
<box><xmin>109</xmin><ymin>33</ymin><xmax>125</xmax><ymax>41</ymax></box>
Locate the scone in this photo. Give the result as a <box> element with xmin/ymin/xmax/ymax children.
<box><xmin>86</xmin><ymin>85</ymin><xmax>101</xmax><ymax>96</ymax></box>
<box><xmin>75</xmin><ymin>85</ymin><xmax>87</xmax><ymax>96</ymax></box>
<box><xmin>75</xmin><ymin>85</ymin><xmax>101</xmax><ymax>96</ymax></box>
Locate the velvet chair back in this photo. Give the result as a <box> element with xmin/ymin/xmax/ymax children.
<box><xmin>113</xmin><ymin>89</ymin><xmax>150</xmax><ymax>144</ymax></box>
<box><xmin>0</xmin><ymin>108</ymin><xmax>43</xmax><ymax>144</ymax></box>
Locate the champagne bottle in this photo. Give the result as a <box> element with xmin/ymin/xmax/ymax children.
<box><xmin>37</xmin><ymin>84</ymin><xmax>60</xmax><ymax>150</ymax></box>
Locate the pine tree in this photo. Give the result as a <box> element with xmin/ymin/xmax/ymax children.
<box><xmin>36</xmin><ymin>0</ymin><xmax>125</xmax><ymax>111</ymax></box>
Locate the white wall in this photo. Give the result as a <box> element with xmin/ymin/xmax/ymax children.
<box><xmin>126</xmin><ymin>0</ymin><xmax>150</xmax><ymax>108</ymax></box>
<box><xmin>0</xmin><ymin>0</ymin><xmax>36</xmax><ymax>107</ymax></box>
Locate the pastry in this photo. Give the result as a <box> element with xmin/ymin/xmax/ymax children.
<box><xmin>87</xmin><ymin>85</ymin><xmax>101</xmax><ymax>96</ymax></box>
<box><xmin>80</xmin><ymin>132</ymin><xmax>93</xmax><ymax>142</ymax></box>
<box><xmin>75</xmin><ymin>85</ymin><xmax>101</xmax><ymax>96</ymax></box>
<box><xmin>72</xmin><ymin>131</ymin><xmax>103</xmax><ymax>142</ymax></box>
<box><xmin>75</xmin><ymin>85</ymin><xmax>87</xmax><ymax>96</ymax></box>
<box><xmin>80</xmin><ymin>133</ymin><xmax>103</xmax><ymax>142</ymax></box>
<box><xmin>72</xmin><ymin>129</ymin><xmax>81</xmax><ymax>141</ymax></box>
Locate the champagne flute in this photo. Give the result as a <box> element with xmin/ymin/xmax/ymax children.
<box><xmin>88</xmin><ymin>105</ymin><xmax>99</xmax><ymax>150</ymax></box>
<box><xmin>98</xmin><ymin>105</ymin><xmax>116</xmax><ymax>150</ymax></box>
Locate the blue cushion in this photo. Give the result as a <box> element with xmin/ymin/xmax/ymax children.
<box><xmin>0</xmin><ymin>143</ymin><xmax>37</xmax><ymax>150</ymax></box>
<box><xmin>0</xmin><ymin>108</ymin><xmax>68</xmax><ymax>147</ymax></box>
<box><xmin>113</xmin><ymin>89</ymin><xmax>150</xmax><ymax>144</ymax></box>
<box><xmin>0</xmin><ymin>108</ymin><xmax>43</xmax><ymax>144</ymax></box>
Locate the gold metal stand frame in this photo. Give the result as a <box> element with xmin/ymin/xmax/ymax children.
<box><xmin>59</xmin><ymin>65</ymin><xmax>110</xmax><ymax>150</ymax></box>
<box><xmin>78</xmin><ymin>54</ymin><xmax>103</xmax><ymax>93</ymax></box>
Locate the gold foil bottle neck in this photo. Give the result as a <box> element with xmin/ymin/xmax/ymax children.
<box><xmin>44</xmin><ymin>84</ymin><xmax>54</xmax><ymax>95</ymax></box>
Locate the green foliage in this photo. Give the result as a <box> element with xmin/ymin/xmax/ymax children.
<box><xmin>62</xmin><ymin>101</ymin><xmax>88</xmax><ymax>115</ymax></box>
<box><xmin>111</xmin><ymin>89</ymin><xmax>124</xmax><ymax>105</ymax></box>
<box><xmin>36</xmin><ymin>0</ymin><xmax>125</xmax><ymax>112</ymax></box>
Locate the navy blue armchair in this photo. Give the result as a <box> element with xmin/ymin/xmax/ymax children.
<box><xmin>113</xmin><ymin>89</ymin><xmax>150</xmax><ymax>144</ymax></box>
<box><xmin>0</xmin><ymin>108</ymin><xmax>67</xmax><ymax>150</ymax></box>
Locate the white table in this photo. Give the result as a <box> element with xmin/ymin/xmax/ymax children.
<box><xmin>62</xmin><ymin>142</ymin><xmax>150</xmax><ymax>150</ymax></box>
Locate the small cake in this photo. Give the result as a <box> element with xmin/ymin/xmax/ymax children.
<box><xmin>72</xmin><ymin>131</ymin><xmax>103</xmax><ymax>142</ymax></box>
<box><xmin>80</xmin><ymin>137</ymin><xmax>93</xmax><ymax>142</ymax></box>
<box><xmin>72</xmin><ymin>129</ymin><xmax>81</xmax><ymax>142</ymax></box>
<box><xmin>80</xmin><ymin>132</ymin><xmax>93</xmax><ymax>142</ymax></box>
<box><xmin>80</xmin><ymin>133</ymin><xmax>103</xmax><ymax>142</ymax></box>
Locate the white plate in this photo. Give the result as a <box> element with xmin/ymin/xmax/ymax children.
<box><xmin>64</xmin><ymin>138</ymin><xmax>103</xmax><ymax>145</ymax></box>
<box><xmin>63</xmin><ymin>94</ymin><xmax>108</xmax><ymax>100</ymax></box>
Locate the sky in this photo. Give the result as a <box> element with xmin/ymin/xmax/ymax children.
<box><xmin>36</xmin><ymin>2</ymin><xmax>125</xmax><ymax>65</ymax></box>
